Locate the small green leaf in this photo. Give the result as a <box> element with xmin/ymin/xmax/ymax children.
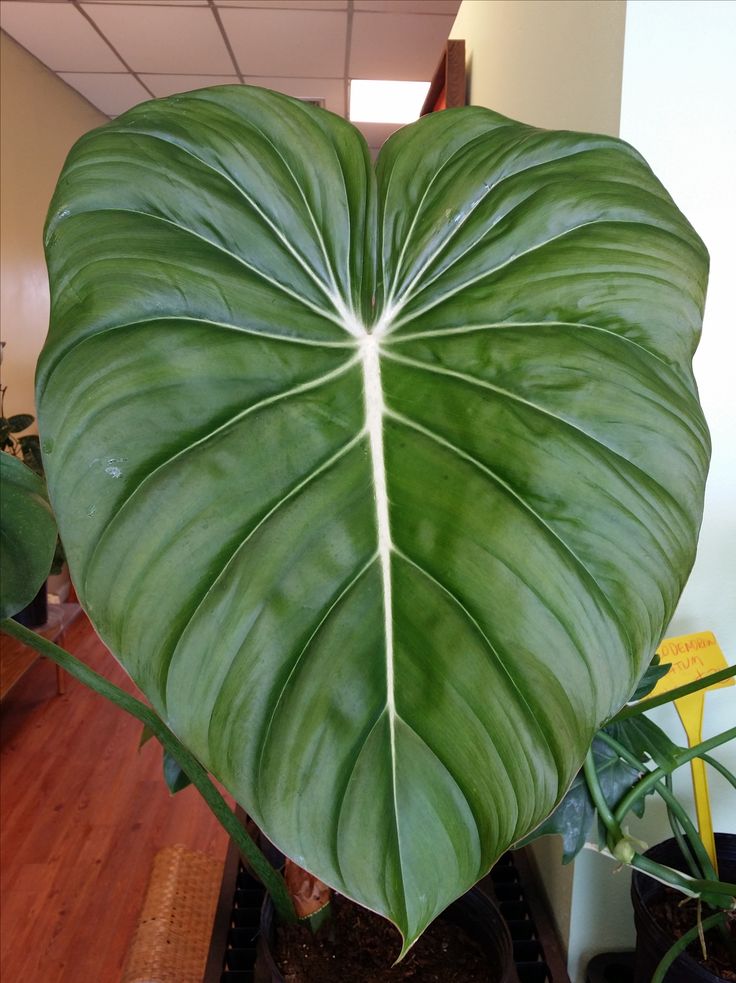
<box><xmin>50</xmin><ymin>538</ymin><xmax>66</xmax><ymax>577</ymax></box>
<box><xmin>0</xmin><ymin>453</ymin><xmax>57</xmax><ymax>619</ymax></box>
<box><xmin>8</xmin><ymin>414</ymin><xmax>35</xmax><ymax>433</ymax></box>
<box><xmin>303</xmin><ymin>901</ymin><xmax>333</xmax><ymax>933</ymax></box>
<box><xmin>138</xmin><ymin>723</ymin><xmax>155</xmax><ymax>748</ymax></box>
<box><xmin>18</xmin><ymin>434</ymin><xmax>43</xmax><ymax>476</ymax></box>
<box><xmin>163</xmin><ymin>749</ymin><xmax>192</xmax><ymax>794</ymax></box>
<box><xmin>631</xmin><ymin>654</ymin><xmax>671</xmax><ymax>701</ymax></box>
<box><xmin>605</xmin><ymin>716</ymin><xmax>680</xmax><ymax>769</ymax></box>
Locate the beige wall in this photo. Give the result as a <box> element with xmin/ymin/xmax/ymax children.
<box><xmin>450</xmin><ymin>0</ymin><xmax>626</xmax><ymax>135</ymax></box>
<box><xmin>0</xmin><ymin>32</ymin><xmax>106</xmax><ymax>420</ymax></box>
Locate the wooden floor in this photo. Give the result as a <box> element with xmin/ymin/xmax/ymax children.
<box><xmin>1</xmin><ymin>614</ymin><xmax>229</xmax><ymax>983</ymax></box>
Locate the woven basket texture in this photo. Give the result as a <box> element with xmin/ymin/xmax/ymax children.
<box><xmin>121</xmin><ymin>843</ymin><xmax>223</xmax><ymax>983</ymax></box>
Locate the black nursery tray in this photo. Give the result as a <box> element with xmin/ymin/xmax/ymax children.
<box><xmin>203</xmin><ymin>843</ymin><xmax>571</xmax><ymax>983</ymax></box>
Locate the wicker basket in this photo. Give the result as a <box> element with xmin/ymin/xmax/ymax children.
<box><xmin>122</xmin><ymin>844</ymin><xmax>223</xmax><ymax>983</ymax></box>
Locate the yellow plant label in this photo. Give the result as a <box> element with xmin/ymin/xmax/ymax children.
<box><xmin>651</xmin><ymin>630</ymin><xmax>733</xmax><ymax>874</ymax></box>
<box><xmin>652</xmin><ymin>631</ymin><xmax>734</xmax><ymax>696</ymax></box>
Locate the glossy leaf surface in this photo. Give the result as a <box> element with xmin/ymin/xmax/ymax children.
<box><xmin>38</xmin><ymin>88</ymin><xmax>709</xmax><ymax>948</ymax></box>
<box><xmin>0</xmin><ymin>453</ymin><xmax>56</xmax><ymax>619</ymax></box>
<box><xmin>518</xmin><ymin>737</ymin><xmax>645</xmax><ymax>863</ymax></box>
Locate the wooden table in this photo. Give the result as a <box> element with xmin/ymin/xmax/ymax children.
<box><xmin>0</xmin><ymin>602</ymin><xmax>82</xmax><ymax>700</ymax></box>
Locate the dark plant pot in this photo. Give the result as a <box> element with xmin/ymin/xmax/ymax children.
<box><xmin>631</xmin><ymin>833</ymin><xmax>736</xmax><ymax>983</ymax></box>
<box><xmin>255</xmin><ymin>886</ymin><xmax>515</xmax><ymax>982</ymax></box>
<box><xmin>586</xmin><ymin>951</ymin><xmax>635</xmax><ymax>983</ymax></box>
<box><xmin>13</xmin><ymin>581</ymin><xmax>48</xmax><ymax>628</ymax></box>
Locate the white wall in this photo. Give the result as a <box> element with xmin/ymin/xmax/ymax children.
<box><xmin>566</xmin><ymin>3</ymin><xmax>736</xmax><ymax>979</ymax></box>
<box><xmin>621</xmin><ymin>0</ymin><xmax>736</xmax><ymax>668</ymax></box>
<box><xmin>618</xmin><ymin>0</ymin><xmax>736</xmax><ymax>838</ymax></box>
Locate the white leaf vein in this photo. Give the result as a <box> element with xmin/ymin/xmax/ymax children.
<box><xmin>83</xmin><ymin>356</ymin><xmax>360</xmax><ymax>597</ymax></box>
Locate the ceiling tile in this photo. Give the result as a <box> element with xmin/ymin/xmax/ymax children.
<box><xmin>356</xmin><ymin>1</ymin><xmax>460</xmax><ymax>13</ymax></box>
<box><xmin>242</xmin><ymin>75</ymin><xmax>345</xmax><ymax>116</ymax></box>
<box><xmin>140</xmin><ymin>74</ymin><xmax>240</xmax><ymax>98</ymax></box>
<box><xmin>81</xmin><ymin>3</ymin><xmax>235</xmax><ymax>73</ymax></box>
<box><xmin>58</xmin><ymin>71</ymin><xmax>150</xmax><ymax>116</ymax></box>
<box><xmin>350</xmin><ymin>11</ymin><xmax>453</xmax><ymax>81</ymax></box>
<box><xmin>0</xmin><ymin>1</ymin><xmax>124</xmax><ymax>71</ymax></box>
<box><xmin>221</xmin><ymin>7</ymin><xmax>346</xmax><ymax>77</ymax></box>
<box><xmin>216</xmin><ymin>1</ymin><xmax>347</xmax><ymax>8</ymax></box>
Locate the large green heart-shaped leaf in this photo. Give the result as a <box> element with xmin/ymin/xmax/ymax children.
<box><xmin>38</xmin><ymin>88</ymin><xmax>709</xmax><ymax>949</ymax></box>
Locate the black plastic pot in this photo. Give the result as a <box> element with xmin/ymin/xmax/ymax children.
<box><xmin>13</xmin><ymin>581</ymin><xmax>48</xmax><ymax>628</ymax></box>
<box><xmin>256</xmin><ymin>886</ymin><xmax>515</xmax><ymax>982</ymax></box>
<box><xmin>631</xmin><ymin>833</ymin><xmax>736</xmax><ymax>983</ymax></box>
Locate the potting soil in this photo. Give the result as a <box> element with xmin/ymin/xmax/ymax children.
<box><xmin>275</xmin><ymin>896</ymin><xmax>496</xmax><ymax>982</ymax></box>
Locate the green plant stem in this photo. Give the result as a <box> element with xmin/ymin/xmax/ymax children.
<box><xmin>613</xmin><ymin>728</ymin><xmax>736</xmax><ymax>830</ymax></box>
<box><xmin>651</xmin><ymin>911</ymin><xmax>725</xmax><ymax>983</ymax></box>
<box><xmin>664</xmin><ymin>773</ymin><xmax>702</xmax><ymax>881</ymax></box>
<box><xmin>699</xmin><ymin>752</ymin><xmax>736</xmax><ymax>791</ymax></box>
<box><xmin>598</xmin><ymin>731</ymin><xmax>719</xmax><ymax>882</ymax></box>
<box><xmin>647</xmin><ymin>778</ymin><xmax>719</xmax><ymax>884</ymax></box>
<box><xmin>593</xmin><ymin>733</ymin><xmax>705</xmax><ymax>873</ymax></box>
<box><xmin>630</xmin><ymin>853</ymin><xmax>735</xmax><ymax>903</ymax></box>
<box><xmin>0</xmin><ymin>618</ymin><xmax>297</xmax><ymax>924</ymax></box>
<box><xmin>584</xmin><ymin>778</ymin><xmax>729</xmax><ymax>901</ymax></box>
<box><xmin>612</xmin><ymin>666</ymin><xmax>736</xmax><ymax>722</ymax></box>
<box><xmin>583</xmin><ymin>749</ymin><xmax>624</xmax><ymax>849</ymax></box>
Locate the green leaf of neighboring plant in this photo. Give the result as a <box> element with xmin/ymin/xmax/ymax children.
<box><xmin>8</xmin><ymin>413</ymin><xmax>35</xmax><ymax>433</ymax></box>
<box><xmin>630</xmin><ymin>653</ymin><xmax>671</xmax><ymax>702</ymax></box>
<box><xmin>50</xmin><ymin>537</ymin><xmax>65</xmax><ymax>577</ymax></box>
<box><xmin>162</xmin><ymin>749</ymin><xmax>192</xmax><ymax>794</ymax></box>
<box><xmin>37</xmin><ymin>89</ymin><xmax>710</xmax><ymax>949</ymax></box>
<box><xmin>605</xmin><ymin>716</ymin><xmax>681</xmax><ymax>770</ymax></box>
<box><xmin>18</xmin><ymin>434</ymin><xmax>43</xmax><ymax>476</ymax></box>
<box><xmin>304</xmin><ymin>902</ymin><xmax>333</xmax><ymax>934</ymax></box>
<box><xmin>518</xmin><ymin>738</ymin><xmax>644</xmax><ymax>862</ymax></box>
<box><xmin>0</xmin><ymin>453</ymin><xmax>57</xmax><ymax>619</ymax></box>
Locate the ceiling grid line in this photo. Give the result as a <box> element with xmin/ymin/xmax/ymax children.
<box><xmin>70</xmin><ymin>0</ymin><xmax>155</xmax><ymax>97</ymax></box>
<box><xmin>343</xmin><ymin>0</ymin><xmax>353</xmax><ymax>126</ymax></box>
<box><xmin>0</xmin><ymin>0</ymin><xmax>461</xmax><ymax>143</ymax></box>
<box><xmin>207</xmin><ymin>0</ymin><xmax>245</xmax><ymax>82</ymax></box>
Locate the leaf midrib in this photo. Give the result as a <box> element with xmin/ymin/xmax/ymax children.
<box><xmin>358</xmin><ymin>331</ymin><xmax>406</xmax><ymax>918</ymax></box>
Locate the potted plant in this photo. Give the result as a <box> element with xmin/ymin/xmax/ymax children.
<box><xmin>0</xmin><ymin>85</ymin><xmax>719</xmax><ymax>976</ymax></box>
<box><xmin>523</xmin><ymin>656</ymin><xmax>735</xmax><ymax>981</ymax></box>
<box><xmin>1</xmin><ymin>376</ymin><xmax>66</xmax><ymax>625</ymax></box>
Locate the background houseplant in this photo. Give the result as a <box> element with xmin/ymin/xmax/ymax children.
<box><xmin>1</xmin><ymin>370</ymin><xmax>66</xmax><ymax>625</ymax></box>
<box><xmin>0</xmin><ymin>453</ymin><xmax>57</xmax><ymax>624</ymax></box>
<box><xmin>523</xmin><ymin>657</ymin><xmax>735</xmax><ymax>980</ymax></box>
<box><xmin>0</xmin><ymin>85</ymin><xmax>716</xmax><ymax>968</ymax></box>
